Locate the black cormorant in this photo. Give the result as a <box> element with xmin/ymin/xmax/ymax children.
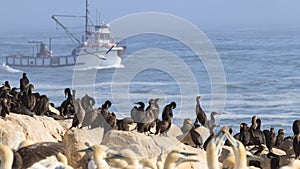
<box><xmin>275</xmin><ymin>129</ymin><xmax>285</xmax><ymax>148</ymax></box>
<box><xmin>293</xmin><ymin>120</ymin><xmax>300</xmax><ymax>135</ymax></box>
<box><xmin>195</xmin><ymin>96</ymin><xmax>207</xmax><ymax>126</ymax></box>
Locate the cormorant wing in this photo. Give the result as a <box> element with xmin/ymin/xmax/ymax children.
<box><xmin>130</xmin><ymin>107</ymin><xmax>145</xmax><ymax>123</ymax></box>
<box><xmin>16</xmin><ymin>142</ymin><xmax>65</xmax><ymax>169</ymax></box>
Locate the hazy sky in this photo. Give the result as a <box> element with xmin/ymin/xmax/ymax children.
<box><xmin>0</xmin><ymin>0</ymin><xmax>300</xmax><ymax>32</ymax></box>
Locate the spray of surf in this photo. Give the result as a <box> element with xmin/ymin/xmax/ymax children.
<box><xmin>1</xmin><ymin>63</ymin><xmax>22</xmax><ymax>73</ymax></box>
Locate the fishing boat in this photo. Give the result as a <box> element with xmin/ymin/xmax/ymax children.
<box><xmin>5</xmin><ymin>0</ymin><xmax>125</xmax><ymax>68</ymax></box>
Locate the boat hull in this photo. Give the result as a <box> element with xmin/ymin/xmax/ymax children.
<box><xmin>5</xmin><ymin>46</ymin><xmax>125</xmax><ymax>68</ymax></box>
<box><xmin>76</xmin><ymin>47</ymin><xmax>125</xmax><ymax>68</ymax></box>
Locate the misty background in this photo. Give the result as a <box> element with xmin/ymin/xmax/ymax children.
<box><xmin>0</xmin><ymin>0</ymin><xmax>300</xmax><ymax>33</ymax></box>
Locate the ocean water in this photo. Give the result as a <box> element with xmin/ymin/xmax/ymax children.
<box><xmin>0</xmin><ymin>28</ymin><xmax>299</xmax><ymax>137</ymax></box>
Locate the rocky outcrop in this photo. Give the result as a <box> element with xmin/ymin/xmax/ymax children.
<box><xmin>167</xmin><ymin>124</ymin><xmax>183</xmax><ymax>137</ymax></box>
<box><xmin>0</xmin><ymin>113</ymin><xmax>66</xmax><ymax>149</ymax></box>
<box><xmin>0</xmin><ymin>114</ymin><xmax>211</xmax><ymax>169</ymax></box>
<box><xmin>2</xmin><ymin>113</ymin><xmax>295</xmax><ymax>169</ymax></box>
<box><xmin>103</xmin><ymin>130</ymin><xmax>160</xmax><ymax>158</ymax></box>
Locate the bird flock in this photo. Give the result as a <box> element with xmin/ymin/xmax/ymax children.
<box><xmin>1</xmin><ymin>73</ymin><xmax>300</xmax><ymax>169</ymax></box>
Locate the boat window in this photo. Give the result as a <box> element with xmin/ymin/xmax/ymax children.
<box><xmin>100</xmin><ymin>33</ymin><xmax>110</xmax><ymax>39</ymax></box>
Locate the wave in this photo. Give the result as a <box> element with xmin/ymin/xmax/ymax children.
<box><xmin>1</xmin><ymin>63</ymin><xmax>22</xmax><ymax>73</ymax></box>
<box><xmin>73</xmin><ymin>64</ymin><xmax>125</xmax><ymax>71</ymax></box>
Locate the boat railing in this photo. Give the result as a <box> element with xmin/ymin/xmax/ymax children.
<box><xmin>6</xmin><ymin>55</ymin><xmax>77</xmax><ymax>67</ymax></box>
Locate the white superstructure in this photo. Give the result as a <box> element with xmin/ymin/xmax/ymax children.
<box><xmin>79</xmin><ymin>24</ymin><xmax>126</xmax><ymax>67</ymax></box>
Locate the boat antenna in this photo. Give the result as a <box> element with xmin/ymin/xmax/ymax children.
<box><xmin>96</xmin><ymin>9</ymin><xmax>98</xmax><ymax>26</ymax></box>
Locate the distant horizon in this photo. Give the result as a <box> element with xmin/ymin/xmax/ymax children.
<box><xmin>0</xmin><ymin>0</ymin><xmax>300</xmax><ymax>33</ymax></box>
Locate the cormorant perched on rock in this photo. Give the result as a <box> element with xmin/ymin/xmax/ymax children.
<box><xmin>190</xmin><ymin>126</ymin><xmax>203</xmax><ymax>148</ymax></box>
<box><xmin>293</xmin><ymin>120</ymin><xmax>300</xmax><ymax>135</ymax></box>
<box><xmin>161</xmin><ymin>101</ymin><xmax>176</xmax><ymax>133</ymax></box>
<box><xmin>92</xmin><ymin>100</ymin><xmax>113</xmax><ymax>133</ymax></box>
<box><xmin>132</xmin><ymin>100</ymin><xmax>156</xmax><ymax>134</ymax></box>
<box><xmin>249</xmin><ymin>116</ymin><xmax>265</xmax><ymax>145</ymax></box>
<box><xmin>81</xmin><ymin>94</ymin><xmax>95</xmax><ymax>112</ymax></box>
<box><xmin>34</xmin><ymin>95</ymin><xmax>50</xmax><ymax>116</ymax></box>
<box><xmin>1</xmin><ymin>81</ymin><xmax>11</xmax><ymax>90</ymax></box>
<box><xmin>154</xmin><ymin>102</ymin><xmax>176</xmax><ymax>136</ymax></box>
<box><xmin>19</xmin><ymin>72</ymin><xmax>29</xmax><ymax>93</ymax></box>
<box><xmin>266</xmin><ymin>128</ymin><xmax>276</xmax><ymax>152</ymax></box>
<box><xmin>0</xmin><ymin>142</ymin><xmax>65</xmax><ymax>169</ymax></box>
<box><xmin>256</xmin><ymin>118</ymin><xmax>262</xmax><ymax>130</ymax></box>
<box><xmin>206</xmin><ymin>111</ymin><xmax>222</xmax><ymax>130</ymax></box>
<box><xmin>293</xmin><ymin>134</ymin><xmax>300</xmax><ymax>159</ymax></box>
<box><xmin>155</xmin><ymin>118</ymin><xmax>171</xmax><ymax>136</ymax></box>
<box><xmin>162</xmin><ymin>102</ymin><xmax>176</xmax><ymax>121</ymax></box>
<box><xmin>250</xmin><ymin>115</ymin><xmax>258</xmax><ymax>130</ymax></box>
<box><xmin>90</xmin><ymin>100</ymin><xmax>112</xmax><ymax>129</ymax></box>
<box><xmin>0</xmin><ymin>86</ymin><xmax>11</xmax><ymax>99</ymax></box>
<box><xmin>0</xmin><ymin>81</ymin><xmax>11</xmax><ymax>98</ymax></box>
<box><xmin>275</xmin><ymin>129</ymin><xmax>285</xmax><ymax>148</ymax></box>
<box><xmin>101</xmin><ymin>100</ymin><xmax>112</xmax><ymax>117</ymax></box>
<box><xmin>107</xmin><ymin>112</ymin><xmax>117</xmax><ymax>130</ymax></box>
<box><xmin>9</xmin><ymin>101</ymin><xmax>34</xmax><ymax>116</ymax></box>
<box><xmin>130</xmin><ymin>102</ymin><xmax>145</xmax><ymax>123</ymax></box>
<box><xmin>195</xmin><ymin>96</ymin><xmax>207</xmax><ymax>126</ymax></box>
<box><xmin>146</xmin><ymin>98</ymin><xmax>161</xmax><ymax>119</ymax></box>
<box><xmin>117</xmin><ymin>117</ymin><xmax>135</xmax><ymax>131</ymax></box>
<box><xmin>9</xmin><ymin>87</ymin><xmax>19</xmax><ymax>102</ymax></box>
<box><xmin>60</xmin><ymin>88</ymin><xmax>74</xmax><ymax>117</ymax></box>
<box><xmin>239</xmin><ymin>123</ymin><xmax>251</xmax><ymax>146</ymax></box>
<box><xmin>142</xmin><ymin>98</ymin><xmax>161</xmax><ymax>134</ymax></box>
<box><xmin>80</xmin><ymin>108</ymin><xmax>100</xmax><ymax>129</ymax></box>
<box><xmin>19</xmin><ymin>84</ymin><xmax>36</xmax><ymax>112</ymax></box>
<box><xmin>0</xmin><ymin>98</ymin><xmax>10</xmax><ymax>118</ymax></box>
<box><xmin>69</xmin><ymin>98</ymin><xmax>86</xmax><ymax>129</ymax></box>
<box><xmin>193</xmin><ymin>118</ymin><xmax>201</xmax><ymax>128</ymax></box>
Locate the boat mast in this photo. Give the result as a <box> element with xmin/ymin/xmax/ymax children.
<box><xmin>85</xmin><ymin>0</ymin><xmax>89</xmax><ymax>41</ymax></box>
